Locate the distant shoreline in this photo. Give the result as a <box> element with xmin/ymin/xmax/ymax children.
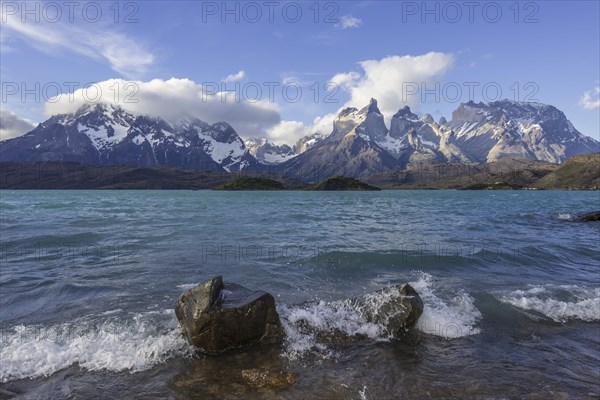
<box><xmin>1</xmin><ymin>154</ymin><xmax>598</xmax><ymax>191</ymax></box>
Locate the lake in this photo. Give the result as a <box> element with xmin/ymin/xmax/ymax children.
<box><xmin>1</xmin><ymin>190</ymin><xmax>599</xmax><ymax>399</ymax></box>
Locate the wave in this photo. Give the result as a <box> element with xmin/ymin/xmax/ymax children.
<box><xmin>279</xmin><ymin>287</ymin><xmax>404</xmax><ymax>360</ymax></box>
<box><xmin>0</xmin><ymin>310</ymin><xmax>190</xmax><ymax>383</ymax></box>
<box><xmin>557</xmin><ymin>213</ymin><xmax>574</xmax><ymax>220</ymax></box>
<box><xmin>176</xmin><ymin>282</ymin><xmax>200</xmax><ymax>290</ymax></box>
<box><xmin>279</xmin><ymin>272</ymin><xmax>482</xmax><ymax>359</ymax></box>
<box><xmin>496</xmin><ymin>285</ymin><xmax>600</xmax><ymax>323</ymax></box>
<box><xmin>409</xmin><ymin>272</ymin><xmax>482</xmax><ymax>339</ymax></box>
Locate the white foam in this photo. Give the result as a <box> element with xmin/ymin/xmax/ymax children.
<box><xmin>0</xmin><ymin>311</ymin><xmax>191</xmax><ymax>383</ymax></box>
<box><xmin>99</xmin><ymin>308</ymin><xmax>123</xmax><ymax>315</ymax></box>
<box><xmin>280</xmin><ymin>272</ymin><xmax>483</xmax><ymax>359</ymax></box>
<box><xmin>557</xmin><ymin>213</ymin><xmax>574</xmax><ymax>220</ymax></box>
<box><xmin>359</xmin><ymin>385</ymin><xmax>368</xmax><ymax>400</ymax></box>
<box><xmin>409</xmin><ymin>272</ymin><xmax>482</xmax><ymax>339</ymax></box>
<box><xmin>176</xmin><ymin>282</ymin><xmax>199</xmax><ymax>290</ymax></box>
<box><xmin>279</xmin><ymin>286</ymin><xmax>415</xmax><ymax>360</ymax></box>
<box><xmin>497</xmin><ymin>285</ymin><xmax>600</xmax><ymax>323</ymax></box>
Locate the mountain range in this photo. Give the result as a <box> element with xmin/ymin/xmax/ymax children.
<box><xmin>278</xmin><ymin>99</ymin><xmax>599</xmax><ymax>180</ymax></box>
<box><xmin>0</xmin><ymin>103</ymin><xmax>259</xmax><ymax>173</ymax></box>
<box><xmin>1</xmin><ymin>99</ymin><xmax>598</xmax><ymax>181</ymax></box>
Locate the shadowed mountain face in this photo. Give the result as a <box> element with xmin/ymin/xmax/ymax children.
<box><xmin>278</xmin><ymin>99</ymin><xmax>400</xmax><ymax>181</ymax></box>
<box><xmin>0</xmin><ymin>103</ymin><xmax>261</xmax><ymax>172</ymax></box>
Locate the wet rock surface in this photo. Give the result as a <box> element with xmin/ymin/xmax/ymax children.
<box><xmin>572</xmin><ymin>211</ymin><xmax>600</xmax><ymax>222</ymax></box>
<box><xmin>175</xmin><ymin>276</ymin><xmax>283</xmax><ymax>353</ymax></box>
<box><xmin>241</xmin><ymin>369</ymin><xmax>296</xmax><ymax>389</ymax></box>
<box><xmin>284</xmin><ymin>283</ymin><xmax>424</xmax><ymax>347</ymax></box>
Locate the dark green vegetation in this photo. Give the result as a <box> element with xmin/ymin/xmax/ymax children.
<box><xmin>214</xmin><ymin>177</ymin><xmax>286</xmax><ymax>190</ymax></box>
<box><xmin>460</xmin><ymin>181</ymin><xmax>529</xmax><ymax>190</ymax></box>
<box><xmin>216</xmin><ymin>175</ymin><xmax>381</xmax><ymax>191</ymax></box>
<box><xmin>1</xmin><ymin>153</ymin><xmax>597</xmax><ymax>190</ymax></box>
<box><xmin>307</xmin><ymin>176</ymin><xmax>381</xmax><ymax>191</ymax></box>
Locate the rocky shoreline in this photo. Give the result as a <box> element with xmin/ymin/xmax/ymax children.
<box><xmin>174</xmin><ymin>276</ymin><xmax>424</xmax><ymax>389</ymax></box>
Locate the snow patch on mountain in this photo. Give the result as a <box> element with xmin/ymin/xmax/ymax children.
<box><xmin>245</xmin><ymin>138</ymin><xmax>296</xmax><ymax>165</ymax></box>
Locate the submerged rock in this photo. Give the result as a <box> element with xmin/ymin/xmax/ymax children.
<box><xmin>285</xmin><ymin>283</ymin><xmax>424</xmax><ymax>347</ymax></box>
<box><xmin>175</xmin><ymin>276</ymin><xmax>284</xmax><ymax>353</ymax></box>
<box><xmin>241</xmin><ymin>369</ymin><xmax>296</xmax><ymax>388</ymax></box>
<box><xmin>572</xmin><ymin>211</ymin><xmax>600</xmax><ymax>222</ymax></box>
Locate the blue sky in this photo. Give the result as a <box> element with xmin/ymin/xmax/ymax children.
<box><xmin>1</xmin><ymin>0</ymin><xmax>599</xmax><ymax>143</ymax></box>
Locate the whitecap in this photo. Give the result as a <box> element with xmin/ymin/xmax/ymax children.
<box><xmin>0</xmin><ymin>310</ymin><xmax>191</xmax><ymax>383</ymax></box>
<box><xmin>176</xmin><ymin>283</ymin><xmax>199</xmax><ymax>290</ymax></box>
<box><xmin>279</xmin><ymin>272</ymin><xmax>482</xmax><ymax>359</ymax></box>
<box><xmin>279</xmin><ymin>285</ymin><xmax>416</xmax><ymax>360</ymax></box>
<box><xmin>496</xmin><ymin>284</ymin><xmax>600</xmax><ymax>323</ymax></box>
<box><xmin>557</xmin><ymin>213</ymin><xmax>574</xmax><ymax>220</ymax></box>
<box><xmin>409</xmin><ymin>271</ymin><xmax>482</xmax><ymax>339</ymax></box>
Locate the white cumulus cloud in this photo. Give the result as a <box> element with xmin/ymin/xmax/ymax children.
<box><xmin>266</xmin><ymin>120</ymin><xmax>310</xmax><ymax>144</ymax></box>
<box><xmin>44</xmin><ymin>78</ymin><xmax>280</xmax><ymax>138</ymax></box>
<box><xmin>258</xmin><ymin>52</ymin><xmax>455</xmax><ymax>144</ymax></box>
<box><xmin>579</xmin><ymin>86</ymin><xmax>600</xmax><ymax>110</ymax></box>
<box><xmin>330</xmin><ymin>71</ymin><xmax>361</xmax><ymax>89</ymax></box>
<box><xmin>335</xmin><ymin>52</ymin><xmax>455</xmax><ymax>119</ymax></box>
<box><xmin>336</xmin><ymin>15</ymin><xmax>363</xmax><ymax>29</ymax></box>
<box><xmin>263</xmin><ymin>113</ymin><xmax>337</xmax><ymax>145</ymax></box>
<box><xmin>223</xmin><ymin>70</ymin><xmax>246</xmax><ymax>83</ymax></box>
<box><xmin>0</xmin><ymin>109</ymin><xmax>36</xmax><ymax>140</ymax></box>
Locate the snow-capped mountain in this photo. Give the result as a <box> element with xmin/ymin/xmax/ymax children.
<box><xmin>2</xmin><ymin>99</ymin><xmax>597</xmax><ymax>181</ymax></box>
<box><xmin>278</xmin><ymin>98</ymin><xmax>599</xmax><ymax>181</ymax></box>
<box><xmin>386</xmin><ymin>106</ymin><xmax>472</xmax><ymax>164</ymax></box>
<box><xmin>0</xmin><ymin>103</ymin><xmax>260</xmax><ymax>172</ymax></box>
<box><xmin>278</xmin><ymin>99</ymin><xmax>399</xmax><ymax>180</ymax></box>
<box><xmin>244</xmin><ymin>132</ymin><xmax>325</xmax><ymax>165</ymax></box>
<box><xmin>244</xmin><ymin>138</ymin><xmax>296</xmax><ymax>165</ymax></box>
<box><xmin>293</xmin><ymin>132</ymin><xmax>324</xmax><ymax>154</ymax></box>
<box><xmin>174</xmin><ymin>118</ymin><xmax>258</xmax><ymax>171</ymax></box>
<box><xmin>447</xmin><ymin>100</ymin><xmax>599</xmax><ymax>163</ymax></box>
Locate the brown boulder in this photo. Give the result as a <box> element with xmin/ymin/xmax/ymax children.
<box><xmin>175</xmin><ymin>276</ymin><xmax>283</xmax><ymax>353</ymax></box>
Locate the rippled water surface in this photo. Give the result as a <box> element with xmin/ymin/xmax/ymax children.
<box><xmin>1</xmin><ymin>190</ymin><xmax>599</xmax><ymax>399</ymax></box>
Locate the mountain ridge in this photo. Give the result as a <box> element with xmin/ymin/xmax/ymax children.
<box><xmin>0</xmin><ymin>103</ymin><xmax>261</xmax><ymax>172</ymax></box>
<box><xmin>2</xmin><ymin>99</ymin><xmax>598</xmax><ymax>181</ymax></box>
<box><xmin>276</xmin><ymin>98</ymin><xmax>598</xmax><ymax>181</ymax></box>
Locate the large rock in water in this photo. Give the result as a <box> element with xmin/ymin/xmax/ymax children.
<box><xmin>572</xmin><ymin>211</ymin><xmax>600</xmax><ymax>222</ymax></box>
<box><xmin>288</xmin><ymin>283</ymin><xmax>424</xmax><ymax>346</ymax></box>
<box><xmin>175</xmin><ymin>276</ymin><xmax>284</xmax><ymax>353</ymax></box>
<box><xmin>377</xmin><ymin>283</ymin><xmax>424</xmax><ymax>332</ymax></box>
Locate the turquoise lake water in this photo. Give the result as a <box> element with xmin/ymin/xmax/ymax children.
<box><xmin>0</xmin><ymin>190</ymin><xmax>599</xmax><ymax>399</ymax></box>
